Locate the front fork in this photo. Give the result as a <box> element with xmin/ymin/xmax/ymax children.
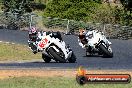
<box><xmin>96</xmin><ymin>40</ymin><xmax>111</xmax><ymax>52</ymax></box>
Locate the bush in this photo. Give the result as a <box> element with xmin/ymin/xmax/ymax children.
<box><xmin>43</xmin><ymin>0</ymin><xmax>100</xmax><ymax>21</ymax></box>
<box><xmin>43</xmin><ymin>0</ymin><xmax>132</xmax><ymax>26</ymax></box>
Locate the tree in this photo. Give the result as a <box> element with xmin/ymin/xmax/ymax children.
<box><xmin>120</xmin><ymin>0</ymin><xmax>132</xmax><ymax>12</ymax></box>
<box><xmin>119</xmin><ymin>0</ymin><xmax>132</xmax><ymax>26</ymax></box>
<box><xmin>2</xmin><ymin>0</ymin><xmax>32</xmax><ymax>14</ymax></box>
<box><xmin>2</xmin><ymin>0</ymin><xmax>46</xmax><ymax>14</ymax></box>
<box><xmin>1</xmin><ymin>0</ymin><xmax>46</xmax><ymax>30</ymax></box>
<box><xmin>44</xmin><ymin>0</ymin><xmax>101</xmax><ymax>21</ymax></box>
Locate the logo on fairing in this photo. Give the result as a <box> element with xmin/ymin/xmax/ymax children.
<box><xmin>39</xmin><ymin>38</ymin><xmax>48</xmax><ymax>48</ymax></box>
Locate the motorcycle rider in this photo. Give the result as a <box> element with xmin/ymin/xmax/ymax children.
<box><xmin>78</xmin><ymin>28</ymin><xmax>88</xmax><ymax>48</ymax></box>
<box><xmin>78</xmin><ymin>28</ymin><xmax>92</xmax><ymax>54</ymax></box>
<box><xmin>28</xmin><ymin>27</ymin><xmax>51</xmax><ymax>54</ymax></box>
<box><xmin>28</xmin><ymin>27</ymin><xmax>39</xmax><ymax>54</ymax></box>
<box><xmin>28</xmin><ymin>27</ymin><xmax>62</xmax><ymax>54</ymax></box>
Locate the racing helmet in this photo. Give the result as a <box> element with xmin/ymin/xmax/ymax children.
<box><xmin>29</xmin><ymin>27</ymin><xmax>37</xmax><ymax>34</ymax></box>
<box><xmin>79</xmin><ymin>28</ymin><xmax>88</xmax><ymax>44</ymax></box>
<box><xmin>79</xmin><ymin>28</ymin><xmax>86</xmax><ymax>39</ymax></box>
<box><xmin>29</xmin><ymin>27</ymin><xmax>38</xmax><ymax>41</ymax></box>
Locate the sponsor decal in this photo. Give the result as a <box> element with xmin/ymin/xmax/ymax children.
<box><xmin>76</xmin><ymin>67</ymin><xmax>131</xmax><ymax>85</ymax></box>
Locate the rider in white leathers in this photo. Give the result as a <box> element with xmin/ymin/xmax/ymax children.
<box><xmin>28</xmin><ymin>27</ymin><xmax>48</xmax><ymax>54</ymax></box>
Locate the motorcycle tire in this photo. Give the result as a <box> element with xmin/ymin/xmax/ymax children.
<box><xmin>99</xmin><ymin>44</ymin><xmax>113</xmax><ymax>58</ymax></box>
<box><xmin>42</xmin><ymin>54</ymin><xmax>51</xmax><ymax>63</ymax></box>
<box><xmin>48</xmin><ymin>47</ymin><xmax>66</xmax><ymax>63</ymax></box>
<box><xmin>68</xmin><ymin>53</ymin><xmax>76</xmax><ymax>63</ymax></box>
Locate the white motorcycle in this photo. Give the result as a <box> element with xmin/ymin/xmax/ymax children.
<box><xmin>28</xmin><ymin>31</ymin><xmax>76</xmax><ymax>63</ymax></box>
<box><xmin>81</xmin><ymin>30</ymin><xmax>113</xmax><ymax>58</ymax></box>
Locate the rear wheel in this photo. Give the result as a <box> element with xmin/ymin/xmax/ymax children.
<box><xmin>99</xmin><ymin>44</ymin><xmax>113</xmax><ymax>58</ymax></box>
<box><xmin>48</xmin><ymin>47</ymin><xmax>66</xmax><ymax>63</ymax></box>
<box><xmin>42</xmin><ymin>54</ymin><xmax>51</xmax><ymax>63</ymax></box>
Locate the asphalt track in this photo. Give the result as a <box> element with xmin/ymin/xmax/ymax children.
<box><xmin>0</xmin><ymin>29</ymin><xmax>132</xmax><ymax>70</ymax></box>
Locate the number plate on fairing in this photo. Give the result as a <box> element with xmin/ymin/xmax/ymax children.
<box><xmin>38</xmin><ymin>37</ymin><xmax>49</xmax><ymax>48</ymax></box>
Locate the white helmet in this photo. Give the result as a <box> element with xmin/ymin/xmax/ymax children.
<box><xmin>29</xmin><ymin>27</ymin><xmax>37</xmax><ymax>34</ymax></box>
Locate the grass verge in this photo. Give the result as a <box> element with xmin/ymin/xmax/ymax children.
<box><xmin>0</xmin><ymin>76</ymin><xmax>131</xmax><ymax>88</ymax></box>
<box><xmin>0</xmin><ymin>42</ymin><xmax>41</xmax><ymax>61</ymax></box>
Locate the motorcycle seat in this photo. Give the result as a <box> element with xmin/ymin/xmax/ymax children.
<box><xmin>51</xmin><ymin>31</ymin><xmax>62</xmax><ymax>41</ymax></box>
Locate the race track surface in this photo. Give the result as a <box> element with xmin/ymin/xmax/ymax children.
<box><xmin>0</xmin><ymin>29</ymin><xmax>132</xmax><ymax>70</ymax></box>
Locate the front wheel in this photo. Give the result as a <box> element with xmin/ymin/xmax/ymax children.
<box><xmin>42</xmin><ymin>54</ymin><xmax>51</xmax><ymax>63</ymax></box>
<box><xmin>99</xmin><ymin>44</ymin><xmax>113</xmax><ymax>58</ymax></box>
<box><xmin>48</xmin><ymin>47</ymin><xmax>66</xmax><ymax>63</ymax></box>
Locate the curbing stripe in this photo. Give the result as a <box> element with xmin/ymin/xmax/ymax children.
<box><xmin>0</xmin><ymin>41</ymin><xmax>16</xmax><ymax>44</ymax></box>
<box><xmin>0</xmin><ymin>41</ymin><xmax>28</xmax><ymax>46</ymax></box>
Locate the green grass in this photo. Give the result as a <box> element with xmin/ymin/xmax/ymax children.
<box><xmin>0</xmin><ymin>77</ymin><xmax>131</xmax><ymax>88</ymax></box>
<box><xmin>0</xmin><ymin>42</ymin><xmax>41</xmax><ymax>61</ymax></box>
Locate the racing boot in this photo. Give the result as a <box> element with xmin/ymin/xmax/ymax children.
<box><xmin>28</xmin><ymin>42</ymin><xmax>37</xmax><ymax>54</ymax></box>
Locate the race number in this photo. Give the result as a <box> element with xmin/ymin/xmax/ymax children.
<box><xmin>39</xmin><ymin>38</ymin><xmax>48</xmax><ymax>48</ymax></box>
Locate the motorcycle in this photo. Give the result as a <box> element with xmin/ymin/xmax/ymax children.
<box><xmin>79</xmin><ymin>29</ymin><xmax>113</xmax><ymax>58</ymax></box>
<box><xmin>28</xmin><ymin>31</ymin><xmax>76</xmax><ymax>63</ymax></box>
